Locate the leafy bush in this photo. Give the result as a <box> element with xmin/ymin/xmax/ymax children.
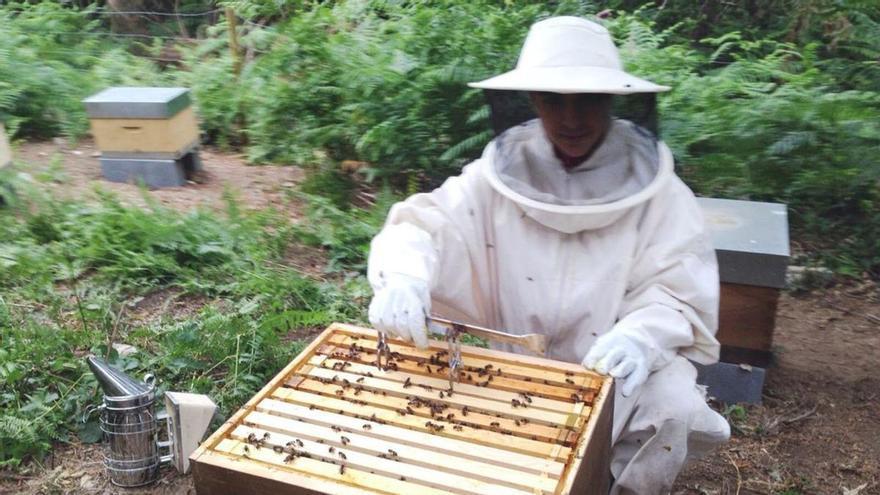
<box><xmin>0</xmin><ymin>178</ymin><xmax>368</xmax><ymax>467</ymax></box>
<box><xmin>197</xmin><ymin>1</ymin><xmax>596</xmax><ymax>183</ymax></box>
<box><xmin>293</xmin><ymin>189</ymin><xmax>398</xmax><ymax>273</ymax></box>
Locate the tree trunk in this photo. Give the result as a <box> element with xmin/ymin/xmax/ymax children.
<box><xmin>107</xmin><ymin>0</ymin><xmax>148</xmax><ymax>35</ymax></box>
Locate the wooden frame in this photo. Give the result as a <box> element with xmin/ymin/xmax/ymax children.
<box><xmin>191</xmin><ymin>323</ymin><xmax>613</xmax><ymax>495</ymax></box>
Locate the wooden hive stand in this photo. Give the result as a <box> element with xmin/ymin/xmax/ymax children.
<box><xmin>83</xmin><ymin>87</ymin><xmax>202</xmax><ymax>188</ymax></box>
<box><xmin>191</xmin><ymin>323</ymin><xmax>614</xmax><ymax>495</ymax></box>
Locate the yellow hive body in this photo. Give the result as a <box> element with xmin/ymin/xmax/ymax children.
<box><xmin>89</xmin><ymin>106</ymin><xmax>199</xmax><ymax>155</ymax></box>
<box><xmin>191</xmin><ymin>323</ymin><xmax>614</xmax><ymax>495</ymax></box>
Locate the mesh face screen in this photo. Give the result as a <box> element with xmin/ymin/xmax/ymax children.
<box><xmin>483</xmin><ymin>90</ymin><xmax>658</xmax><ymax>137</ymax></box>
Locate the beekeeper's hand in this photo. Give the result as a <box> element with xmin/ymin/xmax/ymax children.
<box><xmin>582</xmin><ymin>332</ymin><xmax>649</xmax><ymax>397</ymax></box>
<box><xmin>368</xmin><ymin>273</ymin><xmax>430</xmax><ymax>349</ymax></box>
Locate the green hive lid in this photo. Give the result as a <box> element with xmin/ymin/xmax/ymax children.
<box><xmin>83</xmin><ymin>87</ymin><xmax>191</xmax><ymax>119</ymax></box>
<box><xmin>697</xmin><ymin>197</ymin><xmax>790</xmax><ymax>289</ymax></box>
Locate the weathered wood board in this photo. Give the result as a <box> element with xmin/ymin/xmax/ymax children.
<box><xmin>0</xmin><ymin>123</ymin><xmax>11</xmax><ymax>168</ymax></box>
<box><xmin>191</xmin><ymin>323</ymin><xmax>614</xmax><ymax>495</ymax></box>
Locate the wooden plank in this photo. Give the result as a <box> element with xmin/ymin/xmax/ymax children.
<box><xmin>300</xmin><ymin>365</ymin><xmax>580</xmax><ymax>427</ymax></box>
<box><xmin>290</xmin><ymin>376</ymin><xmax>576</xmax><ymax>444</ymax></box>
<box><xmin>89</xmin><ymin>106</ymin><xmax>199</xmax><ymax>153</ymax></box>
<box><xmin>256</xmin><ymin>398</ymin><xmax>565</xmax><ymax>477</ymax></box>
<box><xmin>717</xmin><ymin>283</ymin><xmax>780</xmax><ymax>352</ymax></box>
<box><xmin>325</xmin><ymin>332</ymin><xmax>600</xmax><ymax>396</ymax></box>
<box><xmin>242</xmin><ymin>411</ymin><xmax>560</xmax><ymax>492</ymax></box>
<box><xmin>214</xmin><ymin>438</ymin><xmax>455</xmax><ymax>495</ymax></box>
<box><xmin>271</xmin><ymin>388</ymin><xmax>571</xmax><ymax>461</ymax></box>
<box><xmin>558</xmin><ymin>378</ymin><xmax>614</xmax><ymax>495</ymax></box>
<box><xmin>310</xmin><ymin>354</ymin><xmax>583</xmax><ymax>409</ymax></box>
<box><xmin>230</xmin><ymin>424</ymin><xmax>536</xmax><ymax>495</ymax></box>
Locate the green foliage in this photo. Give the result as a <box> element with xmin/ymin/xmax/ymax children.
<box><xmin>292</xmin><ymin>188</ymin><xmax>398</xmax><ymax>273</ymax></box>
<box><xmin>299</xmin><ymin>163</ymin><xmax>358</xmax><ymax>210</ymax></box>
<box><xmin>0</xmin><ymin>176</ymin><xmax>368</xmax><ymax>467</ymax></box>
<box><xmin>4</xmin><ymin>0</ymin><xmax>878</xmax><ymax>273</ymax></box>
<box><xmin>197</xmin><ymin>0</ymin><xmax>596</xmax><ymax>184</ymax></box>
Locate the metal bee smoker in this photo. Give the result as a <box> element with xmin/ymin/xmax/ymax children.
<box><xmin>85</xmin><ymin>356</ymin><xmax>169</xmax><ymax>487</ymax></box>
<box><xmin>85</xmin><ymin>356</ymin><xmax>217</xmax><ymax>487</ymax></box>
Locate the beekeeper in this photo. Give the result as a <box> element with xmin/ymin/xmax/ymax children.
<box><xmin>367</xmin><ymin>16</ymin><xmax>730</xmax><ymax>494</ymax></box>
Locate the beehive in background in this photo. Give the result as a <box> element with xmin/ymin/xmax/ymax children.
<box><xmin>83</xmin><ymin>87</ymin><xmax>202</xmax><ymax>188</ymax></box>
<box><xmin>696</xmin><ymin>197</ymin><xmax>790</xmax><ymax>403</ymax></box>
<box><xmin>191</xmin><ymin>323</ymin><xmax>614</xmax><ymax>495</ymax></box>
<box><xmin>0</xmin><ymin>123</ymin><xmax>11</xmax><ymax>168</ymax></box>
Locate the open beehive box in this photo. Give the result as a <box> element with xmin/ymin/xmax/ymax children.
<box><xmin>191</xmin><ymin>323</ymin><xmax>614</xmax><ymax>494</ymax></box>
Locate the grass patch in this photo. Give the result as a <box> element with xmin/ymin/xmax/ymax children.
<box><xmin>0</xmin><ymin>174</ymin><xmax>369</xmax><ymax>468</ymax></box>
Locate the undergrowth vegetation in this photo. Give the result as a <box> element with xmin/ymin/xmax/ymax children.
<box><xmin>0</xmin><ymin>174</ymin><xmax>381</xmax><ymax>468</ymax></box>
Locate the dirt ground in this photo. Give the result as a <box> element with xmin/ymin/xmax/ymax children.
<box><xmin>1</xmin><ymin>141</ymin><xmax>878</xmax><ymax>495</ymax></box>
<box><xmin>9</xmin><ymin>138</ymin><xmax>304</xmax><ymax>214</ymax></box>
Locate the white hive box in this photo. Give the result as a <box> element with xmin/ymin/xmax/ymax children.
<box><xmin>0</xmin><ymin>123</ymin><xmax>11</xmax><ymax>168</ymax></box>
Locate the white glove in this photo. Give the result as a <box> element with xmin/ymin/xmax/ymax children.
<box><xmin>582</xmin><ymin>332</ymin><xmax>649</xmax><ymax>398</ymax></box>
<box><xmin>368</xmin><ymin>273</ymin><xmax>431</xmax><ymax>349</ymax></box>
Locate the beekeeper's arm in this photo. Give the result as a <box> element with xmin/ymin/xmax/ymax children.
<box><xmin>367</xmin><ymin>162</ymin><xmax>489</xmax><ymax>348</ymax></box>
<box><xmin>584</xmin><ymin>177</ymin><xmax>720</xmax><ymax>396</ymax></box>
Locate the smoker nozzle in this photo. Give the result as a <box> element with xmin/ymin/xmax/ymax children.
<box><xmin>87</xmin><ymin>356</ymin><xmax>152</xmax><ymax>397</ymax></box>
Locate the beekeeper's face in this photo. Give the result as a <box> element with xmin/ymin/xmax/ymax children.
<box><xmin>530</xmin><ymin>92</ymin><xmax>612</xmax><ymax>159</ymax></box>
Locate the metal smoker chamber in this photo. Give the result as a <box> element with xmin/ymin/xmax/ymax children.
<box><xmin>86</xmin><ymin>356</ymin><xmax>217</xmax><ymax>487</ymax></box>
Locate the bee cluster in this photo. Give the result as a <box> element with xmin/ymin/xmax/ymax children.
<box><xmin>257</xmin><ymin>335</ymin><xmax>597</xmax><ymax>476</ymax></box>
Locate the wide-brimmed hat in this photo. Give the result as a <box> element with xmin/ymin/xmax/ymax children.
<box><xmin>469</xmin><ymin>16</ymin><xmax>669</xmax><ymax>95</ymax></box>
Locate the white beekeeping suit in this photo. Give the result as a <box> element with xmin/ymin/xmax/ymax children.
<box><xmin>368</xmin><ymin>16</ymin><xmax>730</xmax><ymax>494</ymax></box>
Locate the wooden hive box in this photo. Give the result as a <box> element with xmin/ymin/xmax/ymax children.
<box><xmin>83</xmin><ymin>87</ymin><xmax>199</xmax><ymax>156</ymax></box>
<box><xmin>191</xmin><ymin>323</ymin><xmax>614</xmax><ymax>495</ymax></box>
<box><xmin>698</xmin><ymin>197</ymin><xmax>790</xmax><ymax>366</ymax></box>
